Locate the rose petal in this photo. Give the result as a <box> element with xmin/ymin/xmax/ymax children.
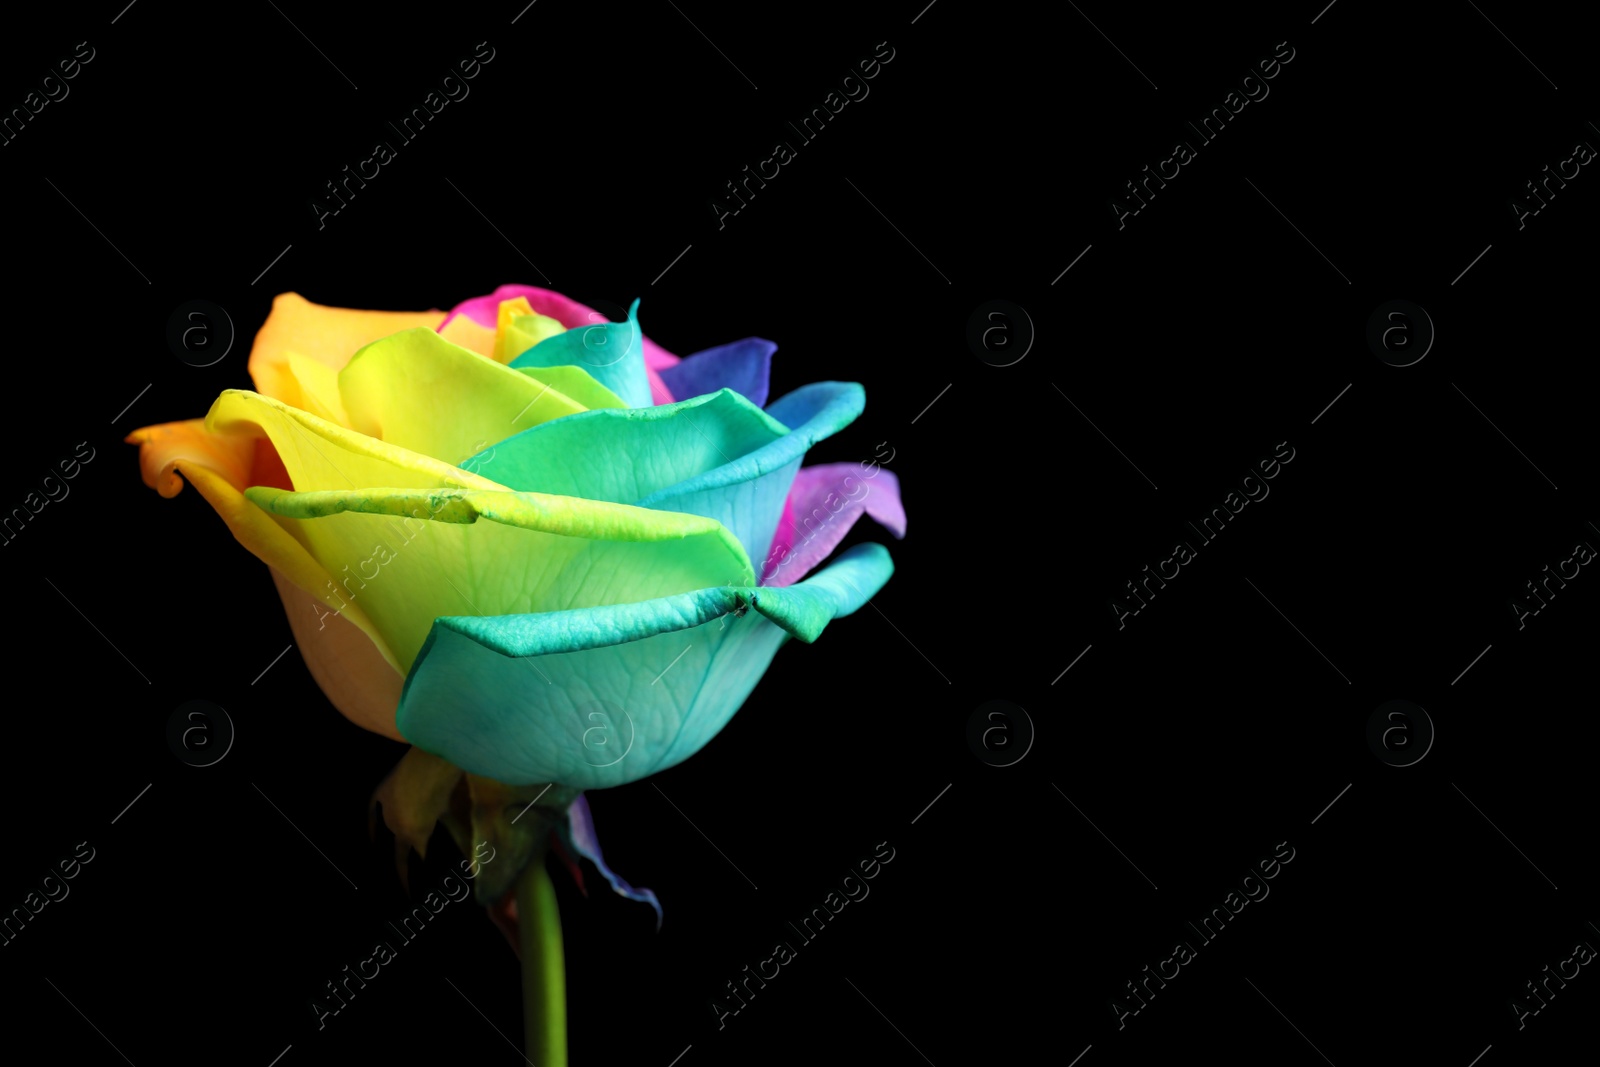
<box><xmin>658</xmin><ymin>338</ymin><xmax>775</xmax><ymax>408</ymax></box>
<box><xmin>207</xmin><ymin>388</ymin><xmax>503</xmax><ymax>493</ymax></box>
<box><xmin>441</xmin><ymin>284</ymin><xmax>678</xmax><ymax>406</ymax></box>
<box><xmin>285</xmin><ymin>351</ymin><xmax>352</xmax><ymax>426</ymax></box>
<box><xmin>762</xmin><ymin>465</ymin><xmax>905</xmax><ymax>587</ymax></box>
<box><xmin>491</xmin><ymin>297</ymin><xmax>565</xmax><ymax>365</ymax></box>
<box><xmin>439</xmin><ymin>283</ymin><xmax>679</xmax><ymax>367</ymax></box>
<box><xmin>127</xmin><ymin>417</ymin><xmax>254</xmax><ymax>499</ymax></box>
<box><xmin>438</xmin><ymin>313</ymin><xmax>497</xmax><ymax>358</ymax></box>
<box><xmin>338</xmin><ymin>328</ymin><xmax>610</xmax><ymax>467</ymax></box>
<box><xmin>244</xmin><ymin>480</ymin><xmax>754</xmax><ymax>673</ymax></box>
<box><xmin>648</xmin><ymin>373</ymin><xmax>676</xmax><ymax>407</ymax></box>
<box><xmin>636</xmin><ymin>382</ymin><xmax>863</xmax><ymax>568</ymax></box>
<box><xmin>126</xmin><ymin>417</ymin><xmax>398</xmax><ymax>672</ymax></box>
<box><xmin>466</xmin><ymin>382</ymin><xmax>864</xmax><ymax>566</ymax></box>
<box><xmin>466</xmin><ymin>389</ymin><xmax>788</xmax><ymax>502</ymax></box>
<box><xmin>368</xmin><ymin>745</ymin><xmax>464</xmax><ymax>868</ymax></box>
<box><xmin>770</xmin><ymin>492</ymin><xmax>796</xmax><ymax>583</ymax></box>
<box><xmin>561</xmin><ymin>795</ymin><xmax>662</xmax><ymax>929</ymax></box>
<box><xmin>395</xmin><ymin>543</ymin><xmax>895</xmax><ymax>789</ymax></box>
<box><xmin>508</xmin><ymin>365</ymin><xmax>627</xmax><ymax>412</ymax></box>
<box><xmin>184</xmin><ymin>390</ymin><xmax>750</xmax><ymax>671</ymax></box>
<box><xmin>509</xmin><ymin>300</ymin><xmax>651</xmax><ymax>409</ymax></box>
<box><xmin>248</xmin><ymin>292</ymin><xmax>442</xmax><ymax>407</ymax></box>
<box><xmin>271</xmin><ymin>567</ymin><xmax>405</xmax><ymax>739</ymax></box>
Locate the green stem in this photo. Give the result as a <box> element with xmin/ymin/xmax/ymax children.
<box><xmin>516</xmin><ymin>855</ymin><xmax>567</xmax><ymax>1067</ymax></box>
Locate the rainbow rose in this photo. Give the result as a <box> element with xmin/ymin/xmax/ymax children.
<box><xmin>128</xmin><ymin>285</ymin><xmax>906</xmax><ymax>791</ymax></box>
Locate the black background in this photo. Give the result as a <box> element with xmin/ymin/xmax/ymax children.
<box><xmin>2</xmin><ymin>2</ymin><xmax>1595</xmax><ymax>1065</ymax></box>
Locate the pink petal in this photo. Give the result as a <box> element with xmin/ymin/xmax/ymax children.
<box><xmin>643</xmin><ymin>341</ymin><xmax>680</xmax><ymax>371</ymax></box>
<box><xmin>648</xmin><ymin>371</ymin><xmax>675</xmax><ymax>405</ymax></box>
<box><xmin>765</xmin><ymin>492</ymin><xmax>797</xmax><ymax>583</ymax></box>
<box><xmin>762</xmin><ymin>464</ymin><xmax>905</xmax><ymax>587</ymax></box>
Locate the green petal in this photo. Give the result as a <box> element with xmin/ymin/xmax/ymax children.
<box><xmin>511</xmin><ymin>364</ymin><xmax>627</xmax><ymax>412</ymax></box>
<box><xmin>465</xmin><ymin>382</ymin><xmax>865</xmax><ymax>565</ymax></box>
<box><xmin>339</xmin><ymin>328</ymin><xmax>605</xmax><ymax>467</ymax></box>
<box><xmin>466</xmin><ymin>388</ymin><xmax>790</xmax><ymax>501</ymax></box>
<box><xmin>244</xmin><ymin>483</ymin><xmax>756</xmax><ymax>672</ymax></box>
<box><xmin>395</xmin><ymin>543</ymin><xmax>894</xmax><ymax>789</ymax></box>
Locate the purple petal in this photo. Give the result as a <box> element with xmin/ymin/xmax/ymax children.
<box><xmin>563</xmin><ymin>795</ymin><xmax>663</xmax><ymax>930</ymax></box>
<box><xmin>762</xmin><ymin>464</ymin><xmax>906</xmax><ymax>586</ymax></box>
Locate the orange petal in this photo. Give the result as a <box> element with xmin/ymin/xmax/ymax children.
<box><xmin>126</xmin><ymin>418</ymin><xmax>254</xmax><ymax>498</ymax></box>
<box><xmin>125</xmin><ymin>418</ymin><xmax>402</xmax><ymax>676</ymax></box>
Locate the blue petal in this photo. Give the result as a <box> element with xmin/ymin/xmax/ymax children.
<box><xmin>659</xmin><ymin>338</ymin><xmax>776</xmax><ymax>407</ymax></box>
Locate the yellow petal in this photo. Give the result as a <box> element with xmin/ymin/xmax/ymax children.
<box><xmin>247</xmin><ymin>292</ymin><xmax>443</xmax><ymax>404</ymax></box>
<box><xmin>286</xmin><ymin>350</ymin><xmax>352</xmax><ymax>426</ymax></box>
<box><xmin>338</xmin><ymin>328</ymin><xmax>591</xmax><ymax>467</ymax></box>
<box><xmin>493</xmin><ymin>296</ymin><xmax>565</xmax><ymax>364</ymax></box>
<box><xmin>439</xmin><ymin>314</ymin><xmax>497</xmax><ymax>358</ymax></box>
<box><xmin>205</xmin><ymin>389</ymin><xmax>505</xmax><ymax>494</ymax></box>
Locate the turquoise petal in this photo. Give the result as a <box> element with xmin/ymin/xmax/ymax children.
<box><xmin>509</xmin><ymin>298</ymin><xmax>652</xmax><ymax>408</ymax></box>
<box><xmin>396</xmin><ymin>543</ymin><xmax>895</xmax><ymax>789</ymax></box>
